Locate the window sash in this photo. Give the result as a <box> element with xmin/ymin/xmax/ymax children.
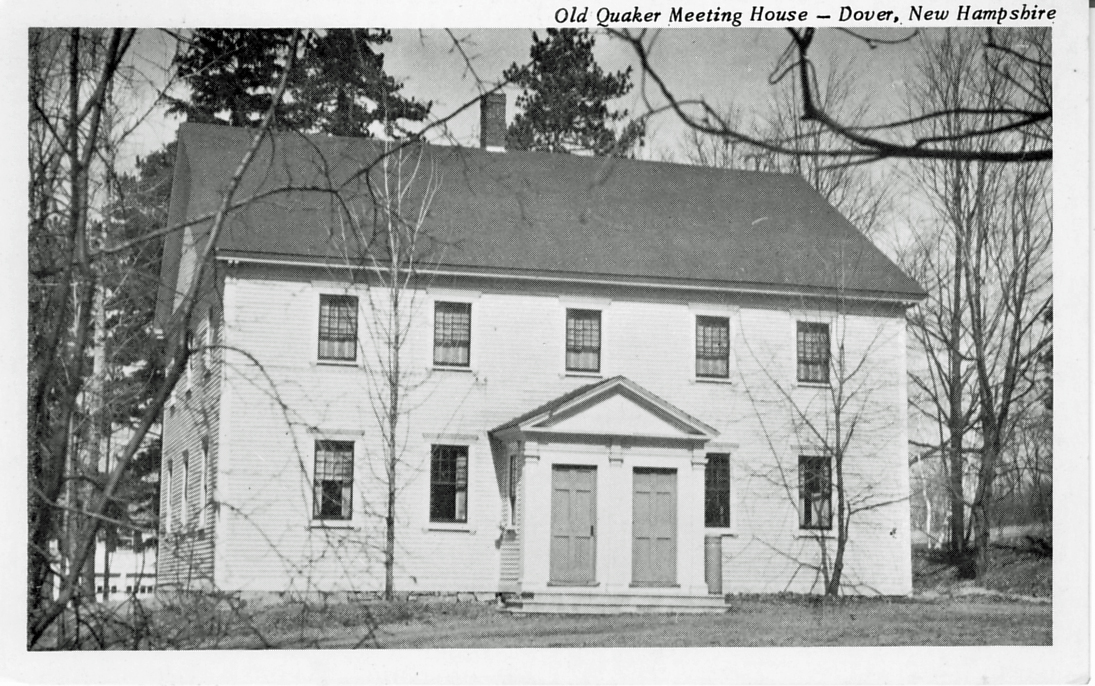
<box><xmin>198</xmin><ymin>438</ymin><xmax>209</xmax><ymax>527</ymax></box>
<box><xmin>797</xmin><ymin>322</ymin><xmax>830</xmax><ymax>384</ymax></box>
<box><xmin>313</xmin><ymin>441</ymin><xmax>354</xmax><ymax>520</ymax></box>
<box><xmin>318</xmin><ymin>295</ymin><xmax>358</xmax><ymax>361</ymax></box>
<box><xmin>164</xmin><ymin>462</ymin><xmax>173</xmax><ymax>534</ymax></box>
<box><xmin>696</xmin><ymin>316</ymin><xmax>730</xmax><ymax>378</ymax></box>
<box><xmin>566</xmin><ymin>309</ymin><xmax>601</xmax><ymax>372</ymax></box>
<box><xmin>430</xmin><ymin>445</ymin><xmax>469</xmax><ymax>523</ymax></box>
<box><xmin>434</xmin><ymin>302</ymin><xmax>471</xmax><ymax>366</ymax></box>
<box><xmin>799</xmin><ymin>455</ymin><xmax>832</xmax><ymax>530</ymax></box>
<box><xmin>704</xmin><ymin>453</ymin><xmax>731</xmax><ymax>528</ymax></box>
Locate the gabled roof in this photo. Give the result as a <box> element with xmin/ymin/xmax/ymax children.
<box><xmin>156</xmin><ymin>122</ymin><xmax>925</xmax><ymax>326</ymax></box>
<box><xmin>491</xmin><ymin>376</ymin><xmax>718</xmax><ymax>441</ymax></box>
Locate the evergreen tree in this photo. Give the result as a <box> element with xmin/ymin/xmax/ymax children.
<box><xmin>290</xmin><ymin>29</ymin><xmax>431</xmax><ymax>137</ymax></box>
<box><xmin>168</xmin><ymin>30</ymin><xmax>296</xmax><ymax>128</ymax></box>
<box><xmin>503</xmin><ymin>29</ymin><xmax>644</xmax><ymax>156</ymax></box>
<box><xmin>168</xmin><ymin>29</ymin><xmax>430</xmax><ymax>136</ymax></box>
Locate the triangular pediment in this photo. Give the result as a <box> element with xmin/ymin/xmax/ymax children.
<box><xmin>491</xmin><ymin>376</ymin><xmax>717</xmax><ymax>442</ymax></box>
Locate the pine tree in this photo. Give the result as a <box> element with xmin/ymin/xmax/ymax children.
<box><xmin>168</xmin><ymin>29</ymin><xmax>430</xmax><ymax>136</ymax></box>
<box><xmin>290</xmin><ymin>29</ymin><xmax>431</xmax><ymax>137</ymax></box>
<box><xmin>503</xmin><ymin>29</ymin><xmax>644</xmax><ymax>157</ymax></box>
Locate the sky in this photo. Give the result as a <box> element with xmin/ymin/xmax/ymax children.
<box><xmin>119</xmin><ymin>28</ymin><xmax>921</xmax><ymax>168</ymax></box>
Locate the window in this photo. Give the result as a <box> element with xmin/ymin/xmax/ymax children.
<box><xmin>164</xmin><ymin>461</ymin><xmax>172</xmax><ymax>534</ymax></box>
<box><xmin>202</xmin><ymin>311</ymin><xmax>213</xmax><ymax>372</ymax></box>
<box><xmin>704</xmin><ymin>453</ymin><xmax>731</xmax><ymax>528</ymax></box>
<box><xmin>318</xmin><ymin>295</ymin><xmax>358</xmax><ymax>362</ymax></box>
<box><xmin>799</xmin><ymin>455</ymin><xmax>832</xmax><ymax>530</ymax></box>
<box><xmin>185</xmin><ymin>331</ymin><xmax>195</xmax><ymax>389</ymax></box>
<box><xmin>508</xmin><ymin>454</ymin><xmax>519</xmax><ymax>527</ymax></box>
<box><xmin>198</xmin><ymin>436</ymin><xmax>209</xmax><ymax>528</ymax></box>
<box><xmin>180</xmin><ymin>451</ymin><xmax>189</xmax><ymax>527</ymax></box>
<box><xmin>566</xmin><ymin>309</ymin><xmax>601</xmax><ymax>372</ymax></box>
<box><xmin>313</xmin><ymin>441</ymin><xmax>354</xmax><ymax>520</ymax></box>
<box><xmin>797</xmin><ymin>322</ymin><xmax>830</xmax><ymax>384</ymax></box>
<box><xmin>430</xmin><ymin>445</ymin><xmax>469</xmax><ymax>523</ymax></box>
<box><xmin>696</xmin><ymin>316</ymin><xmax>730</xmax><ymax>378</ymax></box>
<box><xmin>434</xmin><ymin>301</ymin><xmax>471</xmax><ymax>366</ymax></box>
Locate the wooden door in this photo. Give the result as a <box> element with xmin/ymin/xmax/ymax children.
<box><xmin>632</xmin><ymin>468</ymin><xmax>677</xmax><ymax>585</ymax></box>
<box><xmin>550</xmin><ymin>466</ymin><xmax>597</xmax><ymax>584</ymax></box>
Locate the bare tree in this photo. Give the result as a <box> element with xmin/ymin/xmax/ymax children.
<box><xmin>678</xmin><ymin>55</ymin><xmax>892</xmax><ymax>239</ymax></box>
<box><xmin>616</xmin><ymin>27</ymin><xmax>1051</xmax><ymax>164</ymax></box>
<box><xmin>738</xmin><ymin>298</ymin><xmax>908</xmax><ymax>596</ymax></box>
<box><xmin>901</xmin><ymin>28</ymin><xmax>1051</xmax><ymax>573</ymax></box>
<box><xmin>344</xmin><ymin>145</ymin><xmax>441</xmax><ymax>600</ymax></box>
<box><xmin>27</xmin><ymin>27</ymin><xmax>301</xmax><ymax>648</ymax></box>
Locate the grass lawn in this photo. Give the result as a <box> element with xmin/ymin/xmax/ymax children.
<box><xmin>230</xmin><ymin>595</ymin><xmax>1050</xmax><ymax>649</ymax></box>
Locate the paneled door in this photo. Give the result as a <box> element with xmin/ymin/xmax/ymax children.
<box><xmin>550</xmin><ymin>465</ymin><xmax>597</xmax><ymax>584</ymax></box>
<box><xmin>632</xmin><ymin>468</ymin><xmax>677</xmax><ymax>585</ymax></box>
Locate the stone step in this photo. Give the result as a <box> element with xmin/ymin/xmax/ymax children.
<box><xmin>503</xmin><ymin>592</ymin><xmax>730</xmax><ymax>614</ymax></box>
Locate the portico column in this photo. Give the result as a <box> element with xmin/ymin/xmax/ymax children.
<box><xmin>605</xmin><ymin>441</ymin><xmax>627</xmax><ymax>592</ymax></box>
<box><xmin>682</xmin><ymin>448</ymin><xmax>709</xmax><ymax>594</ymax></box>
<box><xmin>519</xmin><ymin>442</ymin><xmax>549</xmax><ymax>590</ymax></box>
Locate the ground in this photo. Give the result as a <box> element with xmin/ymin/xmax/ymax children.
<box><xmin>49</xmin><ymin>541</ymin><xmax>1051</xmax><ymax>649</ymax></box>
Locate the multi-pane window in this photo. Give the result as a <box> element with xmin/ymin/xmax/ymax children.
<box><xmin>696</xmin><ymin>316</ymin><xmax>730</xmax><ymax>378</ymax></box>
<box><xmin>797</xmin><ymin>321</ymin><xmax>830</xmax><ymax>384</ymax></box>
<box><xmin>164</xmin><ymin>460</ymin><xmax>173</xmax><ymax>534</ymax></box>
<box><xmin>430</xmin><ymin>445</ymin><xmax>469</xmax><ymax>523</ymax></box>
<box><xmin>185</xmin><ymin>331</ymin><xmax>195</xmax><ymax>389</ymax></box>
<box><xmin>799</xmin><ymin>455</ymin><xmax>832</xmax><ymax>530</ymax></box>
<box><xmin>704</xmin><ymin>453</ymin><xmax>731</xmax><ymax>528</ymax></box>
<box><xmin>566</xmin><ymin>309</ymin><xmax>601</xmax><ymax>372</ymax></box>
<box><xmin>202</xmin><ymin>311</ymin><xmax>213</xmax><ymax>373</ymax></box>
<box><xmin>313</xmin><ymin>441</ymin><xmax>354</xmax><ymax>520</ymax></box>
<box><xmin>198</xmin><ymin>436</ymin><xmax>209</xmax><ymax>528</ymax></box>
<box><xmin>318</xmin><ymin>295</ymin><xmax>358</xmax><ymax>362</ymax></box>
<box><xmin>434</xmin><ymin>301</ymin><xmax>471</xmax><ymax>366</ymax></box>
<box><xmin>180</xmin><ymin>451</ymin><xmax>190</xmax><ymax>527</ymax></box>
<box><xmin>508</xmin><ymin>454</ymin><xmax>519</xmax><ymax>528</ymax></box>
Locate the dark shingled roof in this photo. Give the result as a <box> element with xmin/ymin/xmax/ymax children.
<box><xmin>156</xmin><ymin>122</ymin><xmax>924</xmax><ymax>326</ymax></box>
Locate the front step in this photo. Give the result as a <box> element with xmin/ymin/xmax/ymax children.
<box><xmin>502</xmin><ymin>591</ymin><xmax>730</xmax><ymax>614</ymax></box>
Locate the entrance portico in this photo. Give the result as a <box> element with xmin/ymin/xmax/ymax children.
<box><xmin>491</xmin><ymin>377</ymin><xmax>729</xmax><ymax>612</ymax></box>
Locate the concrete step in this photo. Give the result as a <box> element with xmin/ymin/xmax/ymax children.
<box><xmin>502</xmin><ymin>592</ymin><xmax>730</xmax><ymax>614</ymax></box>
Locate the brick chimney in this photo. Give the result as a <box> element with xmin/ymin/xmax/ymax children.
<box><xmin>479</xmin><ymin>92</ymin><xmax>506</xmax><ymax>152</ymax></box>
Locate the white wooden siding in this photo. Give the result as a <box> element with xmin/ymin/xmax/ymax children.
<box><xmin>214</xmin><ymin>272</ymin><xmax>912</xmax><ymax>595</ymax></box>
<box><xmin>158</xmin><ymin>291</ymin><xmax>221</xmax><ymax>590</ymax></box>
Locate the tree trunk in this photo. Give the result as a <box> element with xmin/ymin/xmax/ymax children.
<box><xmin>946</xmin><ymin>171</ymin><xmax>967</xmax><ymax>560</ymax></box>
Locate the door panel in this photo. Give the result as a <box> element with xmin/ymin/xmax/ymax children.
<box><xmin>550</xmin><ymin>466</ymin><xmax>597</xmax><ymax>583</ymax></box>
<box><xmin>633</xmin><ymin>468</ymin><xmax>677</xmax><ymax>585</ymax></box>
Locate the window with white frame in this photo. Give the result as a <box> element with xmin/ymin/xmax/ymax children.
<box><xmin>430</xmin><ymin>445</ymin><xmax>469</xmax><ymax>523</ymax></box>
<box><xmin>185</xmin><ymin>331</ymin><xmax>195</xmax><ymax>390</ymax></box>
<box><xmin>434</xmin><ymin>301</ymin><xmax>471</xmax><ymax>366</ymax></box>
<box><xmin>202</xmin><ymin>310</ymin><xmax>213</xmax><ymax>373</ymax></box>
<box><xmin>798</xmin><ymin>454</ymin><xmax>832</xmax><ymax>530</ymax></box>
<box><xmin>164</xmin><ymin>460</ymin><xmax>173</xmax><ymax>534</ymax></box>
<box><xmin>508</xmin><ymin>454</ymin><xmax>519</xmax><ymax>528</ymax></box>
<box><xmin>704</xmin><ymin>453</ymin><xmax>731</xmax><ymax>528</ymax></box>
<box><xmin>796</xmin><ymin>321</ymin><xmax>830</xmax><ymax>384</ymax></box>
<box><xmin>198</xmin><ymin>436</ymin><xmax>209</xmax><ymax>528</ymax></box>
<box><xmin>180</xmin><ymin>451</ymin><xmax>190</xmax><ymax>527</ymax></box>
<box><xmin>313</xmin><ymin>441</ymin><xmax>354</xmax><ymax>520</ymax></box>
<box><xmin>696</xmin><ymin>316</ymin><xmax>730</xmax><ymax>379</ymax></box>
<box><xmin>318</xmin><ymin>295</ymin><xmax>358</xmax><ymax>362</ymax></box>
<box><xmin>565</xmin><ymin>309</ymin><xmax>601</xmax><ymax>373</ymax></box>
